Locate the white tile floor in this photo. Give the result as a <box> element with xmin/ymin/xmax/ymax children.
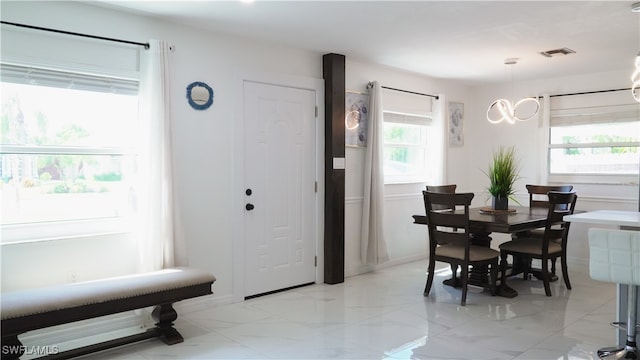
<box><xmin>88</xmin><ymin>260</ymin><xmax>618</xmax><ymax>360</ymax></box>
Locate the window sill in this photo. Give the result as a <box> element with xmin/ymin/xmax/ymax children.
<box><xmin>384</xmin><ymin>179</ymin><xmax>429</xmax><ymax>185</ymax></box>
<box><xmin>548</xmin><ymin>174</ymin><xmax>639</xmax><ymax>186</ymax></box>
<box><xmin>1</xmin><ymin>217</ymin><xmax>133</xmax><ymax>244</ymax></box>
<box><xmin>1</xmin><ymin>231</ymin><xmax>131</xmax><ymax>246</ymax></box>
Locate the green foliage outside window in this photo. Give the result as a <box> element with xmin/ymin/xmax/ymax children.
<box><xmin>2</xmin><ymin>94</ymin><xmax>120</xmax><ymax>195</ymax></box>
<box><xmin>561</xmin><ymin>135</ymin><xmax>638</xmax><ymax>155</ymax></box>
<box><xmin>384</xmin><ymin>125</ymin><xmax>414</xmax><ymax>163</ymax></box>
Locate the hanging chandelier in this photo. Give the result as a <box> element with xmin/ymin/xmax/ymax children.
<box><xmin>633</xmin><ymin>51</ymin><xmax>640</xmax><ymax>102</ymax></box>
<box><xmin>486</xmin><ymin>58</ymin><xmax>540</xmax><ymax>124</ymax></box>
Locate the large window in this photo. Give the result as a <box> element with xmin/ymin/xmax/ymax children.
<box><xmin>548</xmin><ymin>103</ymin><xmax>639</xmax><ymax>183</ymax></box>
<box><xmin>1</xmin><ymin>64</ymin><xmax>139</xmax><ymax>242</ymax></box>
<box><xmin>383</xmin><ymin>111</ymin><xmax>433</xmax><ymax>184</ymax></box>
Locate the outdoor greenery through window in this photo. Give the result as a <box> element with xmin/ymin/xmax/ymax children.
<box><xmin>550</xmin><ymin>123</ymin><xmax>639</xmax><ymax>175</ymax></box>
<box><xmin>1</xmin><ymin>65</ymin><xmax>139</xmax><ymax>236</ymax></box>
<box><xmin>383</xmin><ymin>111</ymin><xmax>432</xmax><ymax>184</ymax></box>
<box><xmin>548</xmin><ymin>104</ymin><xmax>639</xmax><ymax>181</ymax></box>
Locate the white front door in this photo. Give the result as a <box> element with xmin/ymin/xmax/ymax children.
<box><xmin>242</xmin><ymin>80</ymin><xmax>317</xmax><ymax>298</ymax></box>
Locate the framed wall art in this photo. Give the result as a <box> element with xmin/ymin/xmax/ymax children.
<box><xmin>345</xmin><ymin>91</ymin><xmax>369</xmax><ymax>147</ymax></box>
<box><xmin>448</xmin><ymin>101</ymin><xmax>464</xmax><ymax>147</ymax></box>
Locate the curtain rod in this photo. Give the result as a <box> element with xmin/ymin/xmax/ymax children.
<box><xmin>543</xmin><ymin>88</ymin><xmax>632</xmax><ymax>98</ymax></box>
<box><xmin>383</xmin><ymin>86</ymin><xmax>440</xmax><ymax>100</ymax></box>
<box><xmin>1</xmin><ymin>21</ymin><xmax>150</xmax><ymax>49</ymax></box>
<box><xmin>368</xmin><ymin>82</ymin><xmax>439</xmax><ymax>100</ymax></box>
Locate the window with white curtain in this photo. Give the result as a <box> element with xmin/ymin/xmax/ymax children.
<box><xmin>548</xmin><ymin>99</ymin><xmax>640</xmax><ymax>184</ymax></box>
<box><xmin>383</xmin><ymin>110</ymin><xmax>434</xmax><ymax>184</ymax></box>
<box><xmin>0</xmin><ymin>64</ymin><xmax>140</xmax><ymax>243</ymax></box>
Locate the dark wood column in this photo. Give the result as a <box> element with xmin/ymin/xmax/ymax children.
<box><xmin>322</xmin><ymin>53</ymin><xmax>345</xmax><ymax>284</ymax></box>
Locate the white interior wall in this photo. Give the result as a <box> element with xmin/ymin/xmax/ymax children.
<box><xmin>466</xmin><ymin>69</ymin><xmax>640</xmax><ymax>258</ymax></box>
<box><xmin>467</xmin><ymin>69</ymin><xmax>638</xmax><ymax>196</ymax></box>
<box><xmin>0</xmin><ymin>1</ymin><xmax>322</xmax><ymax>302</ymax></box>
<box><xmin>0</xmin><ymin>0</ymin><xmax>479</xmax><ymax>295</ymax></box>
<box><xmin>344</xmin><ymin>59</ymin><xmax>475</xmax><ymax>276</ymax></box>
<box><xmin>1</xmin><ymin>234</ymin><xmax>138</xmax><ymax>290</ymax></box>
<box><xmin>1</xmin><ymin>1</ymin><xmax>637</xmax><ymax>304</ymax></box>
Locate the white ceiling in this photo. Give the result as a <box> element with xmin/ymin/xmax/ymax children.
<box><xmin>94</xmin><ymin>0</ymin><xmax>640</xmax><ymax>86</ymax></box>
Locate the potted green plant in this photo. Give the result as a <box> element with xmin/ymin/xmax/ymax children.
<box><xmin>483</xmin><ymin>145</ymin><xmax>521</xmax><ymax>210</ymax></box>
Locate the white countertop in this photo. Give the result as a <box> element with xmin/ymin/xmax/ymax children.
<box><xmin>564</xmin><ymin>210</ymin><xmax>640</xmax><ymax>228</ymax></box>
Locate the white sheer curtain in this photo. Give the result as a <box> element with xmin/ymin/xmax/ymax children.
<box><xmin>539</xmin><ymin>94</ymin><xmax>551</xmax><ymax>184</ymax></box>
<box><xmin>432</xmin><ymin>94</ymin><xmax>447</xmax><ymax>184</ymax></box>
<box><xmin>361</xmin><ymin>81</ymin><xmax>389</xmax><ymax>265</ymax></box>
<box><xmin>136</xmin><ymin>39</ymin><xmax>187</xmax><ymax>272</ymax></box>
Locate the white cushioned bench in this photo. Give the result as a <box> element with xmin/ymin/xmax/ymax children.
<box><xmin>1</xmin><ymin>267</ymin><xmax>216</xmax><ymax>360</ymax></box>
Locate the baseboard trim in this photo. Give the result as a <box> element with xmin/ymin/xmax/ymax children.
<box><xmin>375</xmin><ymin>254</ymin><xmax>427</xmax><ymax>271</ymax></box>
<box><xmin>345</xmin><ymin>264</ymin><xmax>373</xmax><ymax>278</ymax></box>
<box><xmin>345</xmin><ymin>254</ymin><xmax>426</xmax><ymax>278</ymax></box>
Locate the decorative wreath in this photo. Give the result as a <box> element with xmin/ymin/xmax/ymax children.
<box><xmin>186</xmin><ymin>81</ymin><xmax>214</xmax><ymax>110</ymax></box>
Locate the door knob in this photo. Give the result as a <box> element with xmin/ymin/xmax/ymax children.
<box><xmin>245</xmin><ymin>203</ymin><xmax>255</xmax><ymax>211</ymax></box>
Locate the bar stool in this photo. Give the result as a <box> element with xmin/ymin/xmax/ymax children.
<box><xmin>588</xmin><ymin>228</ymin><xmax>640</xmax><ymax>359</ymax></box>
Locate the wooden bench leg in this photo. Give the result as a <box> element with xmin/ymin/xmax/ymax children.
<box><xmin>151</xmin><ymin>304</ymin><xmax>184</xmax><ymax>345</ymax></box>
<box><xmin>1</xmin><ymin>335</ymin><xmax>25</xmax><ymax>360</ymax></box>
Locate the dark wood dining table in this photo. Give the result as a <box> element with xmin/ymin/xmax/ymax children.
<box><xmin>413</xmin><ymin>205</ymin><xmax>551</xmax><ymax>298</ymax></box>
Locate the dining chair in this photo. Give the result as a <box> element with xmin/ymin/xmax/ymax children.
<box><xmin>513</xmin><ymin>184</ymin><xmax>574</xmax><ymax>279</ymax></box>
<box><xmin>423</xmin><ymin>191</ymin><xmax>499</xmax><ymax>306</ymax></box>
<box><xmin>425</xmin><ymin>185</ymin><xmax>461</xmax><ymax>277</ymax></box>
<box><xmin>499</xmin><ymin>191</ymin><xmax>578</xmax><ymax>296</ymax></box>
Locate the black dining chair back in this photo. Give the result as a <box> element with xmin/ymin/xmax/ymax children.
<box><xmin>544</xmin><ymin>191</ymin><xmax>578</xmax><ymax>243</ymax></box>
<box><xmin>423</xmin><ymin>191</ymin><xmax>499</xmax><ymax>306</ymax></box>
<box><xmin>425</xmin><ymin>185</ymin><xmax>457</xmax><ymax>211</ymax></box>
<box><xmin>526</xmin><ymin>184</ymin><xmax>573</xmax><ymax>209</ymax></box>
<box><xmin>426</xmin><ymin>184</ymin><xmax>457</xmax><ymax>193</ymax></box>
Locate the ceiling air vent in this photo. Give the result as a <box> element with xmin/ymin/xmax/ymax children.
<box><xmin>540</xmin><ymin>47</ymin><xmax>576</xmax><ymax>58</ymax></box>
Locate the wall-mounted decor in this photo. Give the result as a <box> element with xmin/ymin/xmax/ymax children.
<box><xmin>448</xmin><ymin>101</ymin><xmax>464</xmax><ymax>147</ymax></box>
<box><xmin>345</xmin><ymin>91</ymin><xmax>369</xmax><ymax>147</ymax></box>
<box><xmin>186</xmin><ymin>81</ymin><xmax>214</xmax><ymax>110</ymax></box>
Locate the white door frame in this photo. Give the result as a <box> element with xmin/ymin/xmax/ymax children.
<box><xmin>232</xmin><ymin>70</ymin><xmax>324</xmax><ymax>302</ymax></box>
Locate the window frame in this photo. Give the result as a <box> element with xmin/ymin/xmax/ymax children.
<box><xmin>0</xmin><ymin>64</ymin><xmax>140</xmax><ymax>244</ymax></box>
<box><xmin>382</xmin><ymin>110</ymin><xmax>434</xmax><ymax>185</ymax></box>
<box><xmin>546</xmin><ymin>102</ymin><xmax>640</xmax><ymax>185</ymax></box>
